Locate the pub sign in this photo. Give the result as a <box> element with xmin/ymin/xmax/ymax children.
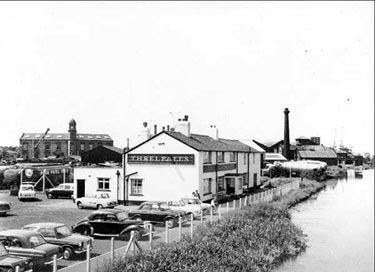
<box><xmin>128</xmin><ymin>154</ymin><xmax>195</xmax><ymax>165</ymax></box>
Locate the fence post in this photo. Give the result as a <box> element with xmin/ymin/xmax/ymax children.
<box><xmin>244</xmin><ymin>196</ymin><xmax>247</xmax><ymax>206</ymax></box>
<box><xmin>15</xmin><ymin>266</ymin><xmax>20</xmax><ymax>272</ymax></box>
<box><xmin>233</xmin><ymin>199</ymin><xmax>236</xmax><ymax>209</ymax></box>
<box><xmin>210</xmin><ymin>206</ymin><xmax>213</xmax><ymax>224</ymax></box>
<box><xmin>226</xmin><ymin>202</ymin><xmax>229</xmax><ymax>212</ymax></box>
<box><xmin>86</xmin><ymin>243</ymin><xmax>91</xmax><ymax>272</ymax></box>
<box><xmin>190</xmin><ymin>213</ymin><xmax>194</xmax><ymax>238</ymax></box>
<box><xmin>52</xmin><ymin>254</ymin><xmax>57</xmax><ymax>272</ymax></box>
<box><xmin>218</xmin><ymin>204</ymin><xmax>221</xmax><ymax>220</ymax></box>
<box><xmin>165</xmin><ymin>221</ymin><xmax>169</xmax><ymax>243</ymax></box>
<box><xmin>42</xmin><ymin>169</ymin><xmax>46</xmax><ymax>193</ymax></box>
<box><xmin>200</xmin><ymin>209</ymin><xmax>203</xmax><ymax>225</ymax></box>
<box><xmin>239</xmin><ymin>197</ymin><xmax>242</xmax><ymax>208</ymax></box>
<box><xmin>178</xmin><ymin>215</ymin><xmax>182</xmax><ymax>241</ymax></box>
<box><xmin>149</xmin><ymin>224</ymin><xmax>153</xmax><ymax>250</ymax></box>
<box><xmin>110</xmin><ymin>237</ymin><xmax>115</xmax><ymax>263</ymax></box>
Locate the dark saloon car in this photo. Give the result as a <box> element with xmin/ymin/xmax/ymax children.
<box><xmin>45</xmin><ymin>183</ymin><xmax>74</xmax><ymax>199</ymax></box>
<box><xmin>0</xmin><ymin>242</ymin><xmax>33</xmax><ymax>272</ymax></box>
<box><xmin>0</xmin><ymin>229</ymin><xmax>62</xmax><ymax>268</ymax></box>
<box><xmin>72</xmin><ymin>209</ymin><xmax>151</xmax><ymax>239</ymax></box>
<box><xmin>22</xmin><ymin>223</ymin><xmax>93</xmax><ymax>260</ymax></box>
<box><xmin>128</xmin><ymin>201</ymin><xmax>187</xmax><ymax>228</ymax></box>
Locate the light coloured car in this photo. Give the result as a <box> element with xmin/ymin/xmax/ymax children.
<box><xmin>18</xmin><ymin>185</ymin><xmax>36</xmax><ymax>201</ymax></box>
<box><xmin>166</xmin><ymin>200</ymin><xmax>203</xmax><ymax>219</ymax></box>
<box><xmin>180</xmin><ymin>197</ymin><xmax>212</xmax><ymax>214</ymax></box>
<box><xmin>75</xmin><ymin>193</ymin><xmax>117</xmax><ymax>210</ymax></box>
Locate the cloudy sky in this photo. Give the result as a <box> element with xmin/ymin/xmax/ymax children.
<box><xmin>0</xmin><ymin>1</ymin><xmax>373</xmax><ymax>154</ymax></box>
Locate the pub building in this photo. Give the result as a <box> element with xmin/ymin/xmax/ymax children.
<box><xmin>73</xmin><ymin>116</ymin><xmax>263</xmax><ymax>205</ymax></box>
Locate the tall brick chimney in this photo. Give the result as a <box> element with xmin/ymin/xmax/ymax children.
<box><xmin>283</xmin><ymin>108</ymin><xmax>290</xmax><ymax>160</ymax></box>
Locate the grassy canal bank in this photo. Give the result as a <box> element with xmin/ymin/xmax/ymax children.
<box><xmin>98</xmin><ymin>178</ymin><xmax>325</xmax><ymax>272</ymax></box>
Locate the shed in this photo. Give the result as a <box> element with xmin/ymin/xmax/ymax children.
<box><xmin>81</xmin><ymin>145</ymin><xmax>123</xmax><ymax>164</ymax></box>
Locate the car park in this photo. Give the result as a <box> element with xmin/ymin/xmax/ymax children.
<box><xmin>22</xmin><ymin>223</ymin><xmax>93</xmax><ymax>260</ymax></box>
<box><xmin>128</xmin><ymin>201</ymin><xmax>187</xmax><ymax>228</ymax></box>
<box><xmin>0</xmin><ymin>229</ymin><xmax>62</xmax><ymax>268</ymax></box>
<box><xmin>45</xmin><ymin>184</ymin><xmax>74</xmax><ymax>199</ymax></box>
<box><xmin>166</xmin><ymin>200</ymin><xmax>202</xmax><ymax>219</ymax></box>
<box><xmin>0</xmin><ymin>242</ymin><xmax>33</xmax><ymax>272</ymax></box>
<box><xmin>17</xmin><ymin>185</ymin><xmax>36</xmax><ymax>201</ymax></box>
<box><xmin>72</xmin><ymin>209</ymin><xmax>150</xmax><ymax>239</ymax></box>
<box><xmin>0</xmin><ymin>202</ymin><xmax>10</xmax><ymax>216</ymax></box>
<box><xmin>75</xmin><ymin>193</ymin><xmax>117</xmax><ymax>210</ymax></box>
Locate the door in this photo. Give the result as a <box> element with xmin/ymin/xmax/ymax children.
<box><xmin>77</xmin><ymin>179</ymin><xmax>85</xmax><ymax>198</ymax></box>
<box><xmin>253</xmin><ymin>173</ymin><xmax>258</xmax><ymax>187</ymax></box>
<box><xmin>225</xmin><ymin>178</ymin><xmax>235</xmax><ymax>195</ymax></box>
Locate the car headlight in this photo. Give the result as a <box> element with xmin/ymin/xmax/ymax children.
<box><xmin>78</xmin><ymin>242</ymin><xmax>83</xmax><ymax>248</ymax></box>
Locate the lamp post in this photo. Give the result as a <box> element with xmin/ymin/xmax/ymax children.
<box><xmin>122</xmin><ymin>147</ymin><xmax>127</xmax><ymax>205</ymax></box>
<box><xmin>116</xmin><ymin>170</ymin><xmax>120</xmax><ymax>203</ymax></box>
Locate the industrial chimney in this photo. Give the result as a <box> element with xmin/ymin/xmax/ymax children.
<box><xmin>283</xmin><ymin>108</ymin><xmax>290</xmax><ymax>160</ymax></box>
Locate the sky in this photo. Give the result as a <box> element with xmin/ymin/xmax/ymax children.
<box><xmin>0</xmin><ymin>1</ymin><xmax>373</xmax><ymax>155</ymax></box>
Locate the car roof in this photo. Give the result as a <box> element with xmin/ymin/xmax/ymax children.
<box><xmin>0</xmin><ymin>229</ymin><xmax>41</xmax><ymax>238</ymax></box>
<box><xmin>141</xmin><ymin>201</ymin><xmax>165</xmax><ymax>205</ymax></box>
<box><xmin>91</xmin><ymin>208</ymin><xmax>124</xmax><ymax>215</ymax></box>
<box><xmin>0</xmin><ymin>201</ymin><xmax>10</xmax><ymax>204</ymax></box>
<box><xmin>23</xmin><ymin>222</ymin><xmax>65</xmax><ymax>229</ymax></box>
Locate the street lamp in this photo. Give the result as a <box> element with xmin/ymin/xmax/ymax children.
<box><xmin>116</xmin><ymin>170</ymin><xmax>120</xmax><ymax>203</ymax></box>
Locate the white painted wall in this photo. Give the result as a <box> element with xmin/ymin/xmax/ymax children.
<box><xmin>249</xmin><ymin>153</ymin><xmax>262</xmax><ymax>187</ymax></box>
<box><xmin>126</xmin><ymin>133</ymin><xmax>200</xmax><ymax>202</ymax></box>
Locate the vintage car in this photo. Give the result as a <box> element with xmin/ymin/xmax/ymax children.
<box><xmin>75</xmin><ymin>193</ymin><xmax>117</xmax><ymax>210</ymax></box>
<box><xmin>72</xmin><ymin>209</ymin><xmax>151</xmax><ymax>240</ymax></box>
<box><xmin>166</xmin><ymin>200</ymin><xmax>203</xmax><ymax>219</ymax></box>
<box><xmin>180</xmin><ymin>197</ymin><xmax>212</xmax><ymax>213</ymax></box>
<box><xmin>17</xmin><ymin>185</ymin><xmax>36</xmax><ymax>201</ymax></box>
<box><xmin>22</xmin><ymin>223</ymin><xmax>93</xmax><ymax>260</ymax></box>
<box><xmin>0</xmin><ymin>242</ymin><xmax>33</xmax><ymax>272</ymax></box>
<box><xmin>45</xmin><ymin>184</ymin><xmax>74</xmax><ymax>199</ymax></box>
<box><xmin>0</xmin><ymin>229</ymin><xmax>62</xmax><ymax>268</ymax></box>
<box><xmin>0</xmin><ymin>202</ymin><xmax>10</xmax><ymax>216</ymax></box>
<box><xmin>128</xmin><ymin>201</ymin><xmax>187</xmax><ymax>228</ymax></box>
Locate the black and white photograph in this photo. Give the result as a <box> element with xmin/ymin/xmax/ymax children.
<box><xmin>0</xmin><ymin>1</ymin><xmax>373</xmax><ymax>272</ymax></box>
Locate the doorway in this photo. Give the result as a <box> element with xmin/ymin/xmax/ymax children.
<box><xmin>77</xmin><ymin>179</ymin><xmax>85</xmax><ymax>198</ymax></box>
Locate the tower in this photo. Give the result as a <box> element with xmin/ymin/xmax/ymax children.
<box><xmin>68</xmin><ymin>119</ymin><xmax>77</xmax><ymax>155</ymax></box>
<box><xmin>283</xmin><ymin>108</ymin><xmax>291</xmax><ymax>160</ymax></box>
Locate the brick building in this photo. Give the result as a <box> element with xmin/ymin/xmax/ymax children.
<box><xmin>19</xmin><ymin>119</ymin><xmax>113</xmax><ymax>160</ymax></box>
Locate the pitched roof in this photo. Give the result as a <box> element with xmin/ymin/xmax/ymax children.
<box><xmin>127</xmin><ymin>131</ymin><xmax>256</xmax><ymax>153</ymax></box>
<box><xmin>265</xmin><ymin>153</ymin><xmax>287</xmax><ymax>161</ymax></box>
<box><xmin>20</xmin><ymin>133</ymin><xmax>112</xmax><ymax>141</ymax></box>
<box><xmin>298</xmin><ymin>148</ymin><xmax>337</xmax><ymax>159</ymax></box>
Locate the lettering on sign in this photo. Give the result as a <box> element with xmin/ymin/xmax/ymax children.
<box><xmin>128</xmin><ymin>154</ymin><xmax>195</xmax><ymax>165</ymax></box>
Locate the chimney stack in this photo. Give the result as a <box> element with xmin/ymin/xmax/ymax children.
<box><xmin>138</xmin><ymin>122</ymin><xmax>151</xmax><ymax>142</ymax></box>
<box><xmin>283</xmin><ymin>108</ymin><xmax>290</xmax><ymax>160</ymax></box>
<box><xmin>167</xmin><ymin>125</ymin><xmax>170</xmax><ymax>131</ymax></box>
<box><xmin>174</xmin><ymin>115</ymin><xmax>191</xmax><ymax>137</ymax></box>
<box><xmin>210</xmin><ymin>125</ymin><xmax>219</xmax><ymax>140</ymax></box>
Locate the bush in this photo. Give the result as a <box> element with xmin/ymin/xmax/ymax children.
<box><xmin>98</xmin><ymin>204</ymin><xmax>307</xmax><ymax>272</ymax></box>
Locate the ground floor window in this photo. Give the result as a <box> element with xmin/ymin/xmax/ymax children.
<box><xmin>217</xmin><ymin>176</ymin><xmax>225</xmax><ymax>192</ymax></box>
<box><xmin>203</xmin><ymin>178</ymin><xmax>212</xmax><ymax>195</ymax></box>
<box><xmin>243</xmin><ymin>173</ymin><xmax>249</xmax><ymax>186</ymax></box>
<box><xmin>131</xmin><ymin>179</ymin><xmax>143</xmax><ymax>195</ymax></box>
<box><xmin>97</xmin><ymin>178</ymin><xmax>110</xmax><ymax>190</ymax></box>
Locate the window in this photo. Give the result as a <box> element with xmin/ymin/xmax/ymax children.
<box><xmin>203</xmin><ymin>152</ymin><xmax>212</xmax><ymax>164</ymax></box>
<box><xmin>40</xmin><ymin>228</ymin><xmax>55</xmax><ymax>238</ymax></box>
<box><xmin>97</xmin><ymin>178</ymin><xmax>110</xmax><ymax>190</ymax></box>
<box><xmin>80</xmin><ymin>144</ymin><xmax>85</xmax><ymax>151</ymax></box>
<box><xmin>56</xmin><ymin>142</ymin><xmax>61</xmax><ymax>150</ymax></box>
<box><xmin>229</xmin><ymin>152</ymin><xmax>236</xmax><ymax>162</ymax></box>
<box><xmin>45</xmin><ymin>144</ymin><xmax>51</xmax><ymax>156</ymax></box>
<box><xmin>244</xmin><ymin>153</ymin><xmax>247</xmax><ymax>165</ymax></box>
<box><xmin>217</xmin><ymin>176</ymin><xmax>225</xmax><ymax>192</ymax></box>
<box><xmin>253</xmin><ymin>173</ymin><xmax>258</xmax><ymax>186</ymax></box>
<box><xmin>217</xmin><ymin>152</ymin><xmax>224</xmax><ymax>163</ymax></box>
<box><xmin>106</xmin><ymin>214</ymin><xmax>118</xmax><ymax>221</ymax></box>
<box><xmin>238</xmin><ymin>178</ymin><xmax>243</xmax><ymax>190</ymax></box>
<box><xmin>252</xmin><ymin>154</ymin><xmax>256</xmax><ymax>164</ymax></box>
<box><xmin>22</xmin><ymin>143</ymin><xmax>28</xmax><ymax>150</ymax></box>
<box><xmin>131</xmin><ymin>179</ymin><xmax>143</xmax><ymax>195</ymax></box>
<box><xmin>243</xmin><ymin>173</ymin><xmax>249</xmax><ymax>186</ymax></box>
<box><xmin>203</xmin><ymin>178</ymin><xmax>212</xmax><ymax>195</ymax></box>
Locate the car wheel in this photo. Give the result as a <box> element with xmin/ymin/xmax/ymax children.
<box><xmin>97</xmin><ymin>204</ymin><xmax>103</xmax><ymax>210</ymax></box>
<box><xmin>47</xmin><ymin>193</ymin><xmax>53</xmax><ymax>199</ymax></box>
<box><xmin>77</xmin><ymin>202</ymin><xmax>83</xmax><ymax>209</ymax></box>
<box><xmin>166</xmin><ymin>218</ymin><xmax>176</xmax><ymax>228</ymax></box>
<box><xmin>63</xmin><ymin>247</ymin><xmax>73</xmax><ymax>260</ymax></box>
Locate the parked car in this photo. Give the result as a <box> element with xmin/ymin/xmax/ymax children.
<box><xmin>0</xmin><ymin>202</ymin><xmax>10</xmax><ymax>216</ymax></box>
<box><xmin>0</xmin><ymin>242</ymin><xmax>34</xmax><ymax>272</ymax></box>
<box><xmin>17</xmin><ymin>185</ymin><xmax>36</xmax><ymax>201</ymax></box>
<box><xmin>72</xmin><ymin>209</ymin><xmax>151</xmax><ymax>239</ymax></box>
<box><xmin>0</xmin><ymin>229</ymin><xmax>62</xmax><ymax>268</ymax></box>
<box><xmin>180</xmin><ymin>197</ymin><xmax>212</xmax><ymax>214</ymax></box>
<box><xmin>45</xmin><ymin>184</ymin><xmax>74</xmax><ymax>199</ymax></box>
<box><xmin>22</xmin><ymin>223</ymin><xmax>93</xmax><ymax>260</ymax></box>
<box><xmin>75</xmin><ymin>193</ymin><xmax>117</xmax><ymax>210</ymax></box>
<box><xmin>166</xmin><ymin>200</ymin><xmax>202</xmax><ymax>219</ymax></box>
<box><xmin>128</xmin><ymin>201</ymin><xmax>187</xmax><ymax>228</ymax></box>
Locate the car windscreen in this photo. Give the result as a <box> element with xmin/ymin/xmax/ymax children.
<box><xmin>29</xmin><ymin>235</ymin><xmax>46</xmax><ymax>247</ymax></box>
<box><xmin>0</xmin><ymin>244</ymin><xmax>7</xmax><ymax>257</ymax></box>
<box><xmin>116</xmin><ymin>212</ymin><xmax>128</xmax><ymax>221</ymax></box>
<box><xmin>158</xmin><ymin>203</ymin><xmax>170</xmax><ymax>211</ymax></box>
<box><xmin>21</xmin><ymin>186</ymin><xmax>34</xmax><ymax>191</ymax></box>
<box><xmin>56</xmin><ymin>226</ymin><xmax>72</xmax><ymax>237</ymax></box>
<box><xmin>99</xmin><ymin>193</ymin><xmax>110</xmax><ymax>198</ymax></box>
<box><xmin>182</xmin><ymin>198</ymin><xmax>200</xmax><ymax>205</ymax></box>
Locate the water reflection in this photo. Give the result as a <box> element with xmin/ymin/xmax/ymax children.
<box><xmin>275</xmin><ymin>170</ymin><xmax>374</xmax><ymax>272</ymax></box>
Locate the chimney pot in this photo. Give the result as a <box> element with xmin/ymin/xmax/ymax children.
<box><xmin>143</xmin><ymin>122</ymin><xmax>147</xmax><ymax>128</ymax></box>
<box><xmin>167</xmin><ymin>125</ymin><xmax>170</xmax><ymax>131</ymax></box>
<box><xmin>154</xmin><ymin>124</ymin><xmax>157</xmax><ymax>135</ymax></box>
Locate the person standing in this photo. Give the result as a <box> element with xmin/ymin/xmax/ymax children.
<box><xmin>195</xmin><ymin>189</ymin><xmax>201</xmax><ymax>200</ymax></box>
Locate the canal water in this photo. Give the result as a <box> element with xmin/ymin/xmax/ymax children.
<box><xmin>276</xmin><ymin>169</ymin><xmax>374</xmax><ymax>272</ymax></box>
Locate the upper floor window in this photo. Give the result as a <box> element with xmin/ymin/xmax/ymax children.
<box><xmin>217</xmin><ymin>176</ymin><xmax>225</xmax><ymax>192</ymax></box>
<box><xmin>217</xmin><ymin>152</ymin><xmax>224</xmax><ymax>163</ymax></box>
<box><xmin>203</xmin><ymin>152</ymin><xmax>212</xmax><ymax>164</ymax></box>
<box><xmin>45</xmin><ymin>144</ymin><xmax>51</xmax><ymax>156</ymax></box>
<box><xmin>229</xmin><ymin>152</ymin><xmax>236</xmax><ymax>162</ymax></box>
